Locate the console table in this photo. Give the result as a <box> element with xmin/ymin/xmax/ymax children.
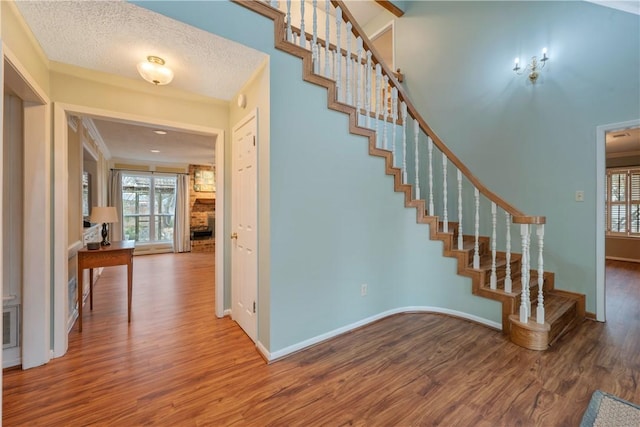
<box><xmin>77</xmin><ymin>240</ymin><xmax>135</xmax><ymax>332</ymax></box>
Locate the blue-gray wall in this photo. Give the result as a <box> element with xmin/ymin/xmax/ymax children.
<box><xmin>136</xmin><ymin>1</ymin><xmax>639</xmax><ymax>353</ymax></box>
<box><xmin>394</xmin><ymin>1</ymin><xmax>640</xmax><ymax>312</ymax></box>
<box><xmin>137</xmin><ymin>1</ymin><xmax>503</xmax><ymax>354</ymax></box>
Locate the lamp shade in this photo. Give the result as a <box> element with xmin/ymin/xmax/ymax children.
<box><xmin>90</xmin><ymin>206</ymin><xmax>118</xmax><ymax>224</ymax></box>
<box><xmin>137</xmin><ymin>56</ymin><xmax>174</xmax><ymax>86</ymax></box>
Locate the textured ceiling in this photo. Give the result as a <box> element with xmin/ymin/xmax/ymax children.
<box><xmin>91</xmin><ymin>118</ymin><xmax>217</xmax><ymax>166</ymax></box>
<box><xmin>14</xmin><ymin>0</ymin><xmax>267</xmax><ymax>101</ymax></box>
<box><xmin>14</xmin><ymin>0</ymin><xmax>268</xmax><ymax>165</ymax></box>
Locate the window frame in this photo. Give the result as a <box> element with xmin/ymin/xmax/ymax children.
<box><xmin>606</xmin><ymin>167</ymin><xmax>640</xmax><ymax>238</ymax></box>
<box><xmin>121</xmin><ymin>172</ymin><xmax>177</xmax><ymax>243</ymax></box>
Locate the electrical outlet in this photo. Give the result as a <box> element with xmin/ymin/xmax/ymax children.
<box><xmin>360</xmin><ymin>284</ymin><xmax>368</xmax><ymax>296</ymax></box>
<box><xmin>575</xmin><ymin>191</ymin><xmax>585</xmax><ymax>202</ymax></box>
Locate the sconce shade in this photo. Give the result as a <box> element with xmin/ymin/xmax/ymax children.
<box><xmin>90</xmin><ymin>206</ymin><xmax>118</xmax><ymax>224</ymax></box>
<box><xmin>137</xmin><ymin>56</ymin><xmax>174</xmax><ymax>86</ymax></box>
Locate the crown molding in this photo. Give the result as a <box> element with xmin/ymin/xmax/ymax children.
<box><xmin>82</xmin><ymin>117</ymin><xmax>112</xmax><ymax>160</ymax></box>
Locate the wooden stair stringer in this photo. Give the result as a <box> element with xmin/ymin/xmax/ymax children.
<box><xmin>232</xmin><ymin>0</ymin><xmax>584</xmax><ymax>349</ymax></box>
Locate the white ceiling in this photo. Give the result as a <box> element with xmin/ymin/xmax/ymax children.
<box><xmin>90</xmin><ymin>117</ymin><xmax>217</xmax><ymax>166</ymax></box>
<box><xmin>606</xmin><ymin>127</ymin><xmax>640</xmax><ymax>158</ymax></box>
<box><xmin>586</xmin><ymin>1</ymin><xmax>640</xmax><ymax>15</ymax></box>
<box><xmin>14</xmin><ymin>0</ymin><xmax>267</xmax><ymax>101</ymax></box>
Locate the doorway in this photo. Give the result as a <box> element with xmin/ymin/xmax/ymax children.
<box><xmin>2</xmin><ymin>53</ymin><xmax>51</xmax><ymax>369</ymax></box>
<box><xmin>52</xmin><ymin>103</ymin><xmax>225</xmax><ymax>358</ymax></box>
<box><xmin>596</xmin><ymin>119</ymin><xmax>640</xmax><ymax>322</ymax></box>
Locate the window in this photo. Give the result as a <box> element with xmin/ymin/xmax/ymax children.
<box><xmin>82</xmin><ymin>171</ymin><xmax>91</xmax><ymax>217</ymax></box>
<box><xmin>122</xmin><ymin>174</ymin><xmax>177</xmax><ymax>243</ymax></box>
<box><xmin>606</xmin><ymin>167</ymin><xmax>640</xmax><ymax>237</ymax></box>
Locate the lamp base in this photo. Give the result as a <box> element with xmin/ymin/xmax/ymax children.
<box><xmin>101</xmin><ymin>222</ymin><xmax>111</xmax><ymax>246</ymax></box>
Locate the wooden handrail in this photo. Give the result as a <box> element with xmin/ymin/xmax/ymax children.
<box><xmin>332</xmin><ymin>0</ymin><xmax>543</xmax><ymax>225</ymax></box>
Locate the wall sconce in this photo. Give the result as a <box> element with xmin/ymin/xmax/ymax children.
<box><xmin>513</xmin><ymin>48</ymin><xmax>549</xmax><ymax>84</ymax></box>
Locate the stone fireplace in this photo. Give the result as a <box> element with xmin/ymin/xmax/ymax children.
<box><xmin>189</xmin><ymin>164</ymin><xmax>215</xmax><ymax>252</ymax></box>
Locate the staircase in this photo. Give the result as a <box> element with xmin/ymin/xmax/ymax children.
<box><xmin>235</xmin><ymin>0</ymin><xmax>585</xmax><ymax>350</ymax></box>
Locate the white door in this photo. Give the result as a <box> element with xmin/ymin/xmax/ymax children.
<box><xmin>231</xmin><ymin>113</ymin><xmax>258</xmax><ymax>342</ymax></box>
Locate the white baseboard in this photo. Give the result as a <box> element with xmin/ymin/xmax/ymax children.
<box><xmin>2</xmin><ymin>349</ymin><xmax>21</xmax><ymax>369</ymax></box>
<box><xmin>606</xmin><ymin>256</ymin><xmax>640</xmax><ymax>264</ymax></box>
<box><xmin>223</xmin><ymin>309</ymin><xmax>232</xmax><ymax>317</ymax></box>
<box><xmin>260</xmin><ymin>306</ymin><xmax>501</xmax><ymax>362</ymax></box>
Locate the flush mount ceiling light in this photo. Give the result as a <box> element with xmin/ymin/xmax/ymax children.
<box><xmin>136</xmin><ymin>56</ymin><xmax>174</xmax><ymax>86</ymax></box>
<box><xmin>153</xmin><ymin>130</ymin><xmax>168</xmax><ymax>135</ymax></box>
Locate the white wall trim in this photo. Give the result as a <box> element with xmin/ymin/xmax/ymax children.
<box><xmin>215</xmin><ymin>129</ymin><xmax>225</xmax><ymax>319</ymax></box>
<box><xmin>3</xmin><ymin>44</ymin><xmax>52</xmax><ymax>370</ymax></box>
<box><xmin>596</xmin><ymin>118</ymin><xmax>640</xmax><ymax>323</ymax></box>
<box><xmin>258</xmin><ymin>307</ymin><xmax>501</xmax><ymax>362</ymax></box>
<box><xmin>53</xmin><ymin>102</ymin><xmax>225</xmax><ymax>357</ymax></box>
<box><xmin>82</xmin><ymin>117</ymin><xmax>111</xmax><ymax>159</ymax></box>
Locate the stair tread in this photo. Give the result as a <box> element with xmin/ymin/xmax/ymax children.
<box><xmin>543</xmin><ymin>293</ymin><xmax>577</xmax><ymax>324</ymax></box>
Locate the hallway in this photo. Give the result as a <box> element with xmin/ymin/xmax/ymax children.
<box><xmin>3</xmin><ymin>255</ymin><xmax>639</xmax><ymax>425</ymax></box>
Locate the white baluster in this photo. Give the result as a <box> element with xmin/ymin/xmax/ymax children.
<box><xmin>286</xmin><ymin>0</ymin><xmax>293</xmax><ymax>42</ymax></box>
<box><xmin>490</xmin><ymin>202</ymin><xmax>497</xmax><ymax>289</ymax></box>
<box><xmin>428</xmin><ymin>136</ymin><xmax>434</xmax><ymax>215</ymax></box>
<box><xmin>299</xmin><ymin>0</ymin><xmax>306</xmax><ymax>49</ymax></box>
<box><xmin>457</xmin><ymin>169</ymin><xmax>463</xmax><ymax>250</ymax></box>
<box><xmin>473</xmin><ymin>188</ymin><xmax>480</xmax><ymax>269</ymax></box>
<box><xmin>375</xmin><ymin>64</ymin><xmax>382</xmax><ymax>147</ymax></box>
<box><xmin>391</xmin><ymin>88</ymin><xmax>398</xmax><ymax>163</ymax></box>
<box><xmin>442</xmin><ymin>153</ymin><xmax>448</xmax><ymax>233</ymax></box>
<box><xmin>331</xmin><ymin>48</ymin><xmax>336</xmax><ymax>80</ymax></box>
<box><xmin>312</xmin><ymin>0</ymin><xmax>318</xmax><ymax>72</ymax></box>
<box><xmin>519</xmin><ymin>224</ymin><xmax>531</xmax><ymax>323</ymax></box>
<box><xmin>536</xmin><ymin>224</ymin><xmax>545</xmax><ymax>324</ymax></box>
<box><xmin>353</xmin><ymin>58</ymin><xmax>357</xmax><ymax>108</ymax></box>
<box><xmin>312</xmin><ymin>0</ymin><xmax>317</xmax><ymax>45</ymax></box>
<box><xmin>504</xmin><ymin>212</ymin><xmax>512</xmax><ymax>293</ymax></box>
<box><xmin>324</xmin><ymin>0</ymin><xmax>330</xmax><ymax>77</ymax></box>
<box><xmin>401</xmin><ymin>101</ymin><xmax>408</xmax><ymax>183</ymax></box>
<box><xmin>335</xmin><ymin>7</ymin><xmax>342</xmax><ymax>102</ymax></box>
<box><xmin>382</xmin><ymin>75</ymin><xmax>389</xmax><ymax>150</ymax></box>
<box><xmin>346</xmin><ymin>22</ymin><xmax>353</xmax><ymax>105</ymax></box>
<box><xmin>414</xmin><ymin>119</ymin><xmax>421</xmax><ymax>200</ymax></box>
<box><xmin>365</xmin><ymin>51</ymin><xmax>372</xmax><ymax>129</ymax></box>
<box><xmin>311</xmin><ymin>43</ymin><xmax>320</xmax><ymax>74</ymax></box>
<box><xmin>356</xmin><ymin>38</ymin><xmax>363</xmax><ymax>124</ymax></box>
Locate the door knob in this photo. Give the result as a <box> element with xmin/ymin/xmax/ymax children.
<box><xmin>231</xmin><ymin>232</ymin><xmax>238</xmax><ymax>240</ymax></box>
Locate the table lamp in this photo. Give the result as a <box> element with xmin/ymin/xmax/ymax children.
<box><xmin>90</xmin><ymin>206</ymin><xmax>118</xmax><ymax>246</ymax></box>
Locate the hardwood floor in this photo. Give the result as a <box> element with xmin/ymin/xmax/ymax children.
<box><xmin>3</xmin><ymin>255</ymin><xmax>639</xmax><ymax>426</ymax></box>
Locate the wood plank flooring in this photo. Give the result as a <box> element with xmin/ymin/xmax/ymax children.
<box><xmin>3</xmin><ymin>255</ymin><xmax>639</xmax><ymax>426</ymax></box>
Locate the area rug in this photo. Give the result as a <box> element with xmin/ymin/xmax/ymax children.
<box><xmin>580</xmin><ymin>390</ymin><xmax>640</xmax><ymax>427</ymax></box>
